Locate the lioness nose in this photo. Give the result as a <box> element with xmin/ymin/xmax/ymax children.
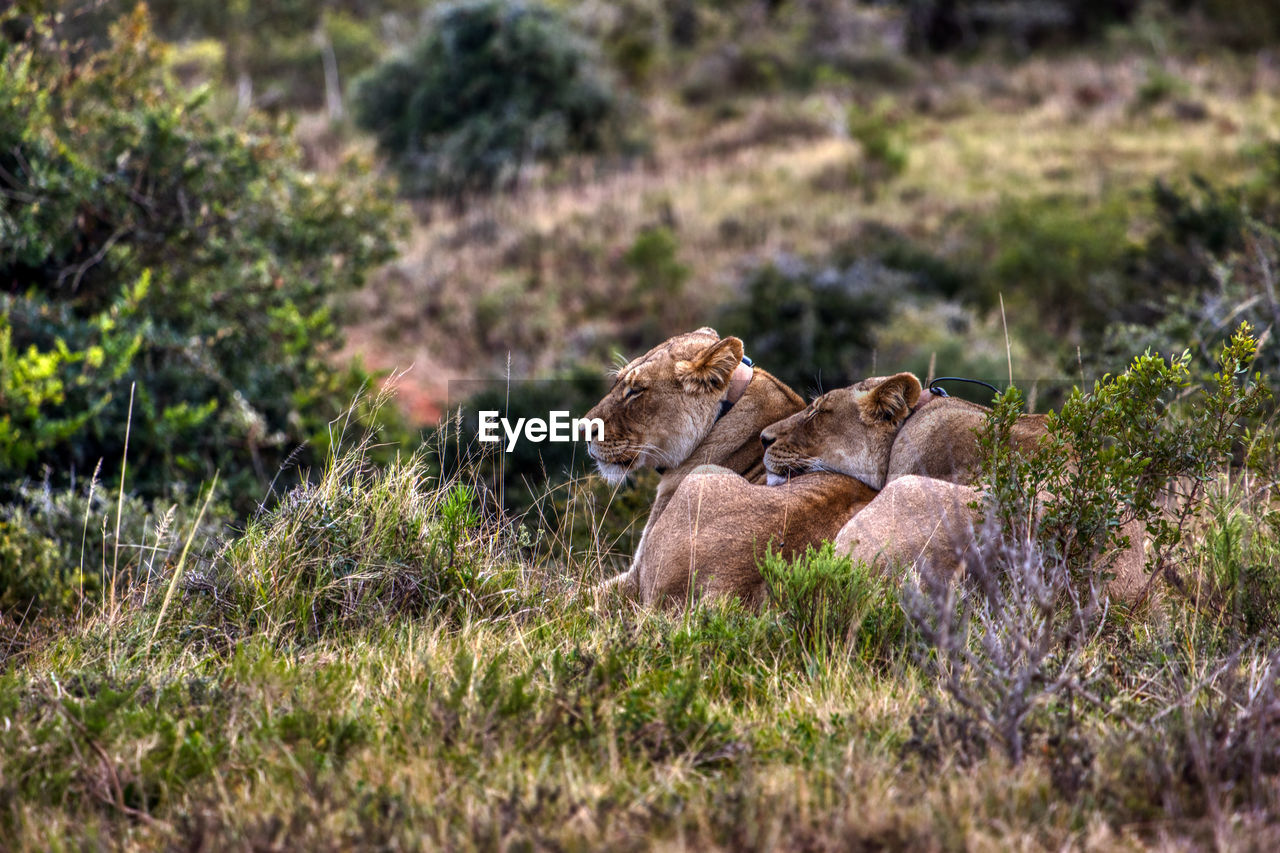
<box><xmin>761</xmin><ymin>433</ymin><xmax>777</xmax><ymax>449</ymax></box>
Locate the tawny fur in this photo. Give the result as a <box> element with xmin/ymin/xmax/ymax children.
<box><xmin>632</xmin><ymin>466</ymin><xmax>877</xmax><ymax>607</ymax></box>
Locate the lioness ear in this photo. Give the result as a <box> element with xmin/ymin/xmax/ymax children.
<box><xmin>675</xmin><ymin>336</ymin><xmax>744</xmax><ymax>393</ymax></box>
<box><xmin>860</xmin><ymin>372</ymin><xmax>921</xmax><ymax>425</ymax></box>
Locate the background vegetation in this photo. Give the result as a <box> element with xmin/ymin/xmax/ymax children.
<box><xmin>2</xmin><ymin>0</ymin><xmax>1280</xmax><ymax>848</ymax></box>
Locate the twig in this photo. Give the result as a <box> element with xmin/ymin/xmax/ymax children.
<box><xmin>53</xmin><ymin>695</ymin><xmax>172</xmax><ymax>831</ymax></box>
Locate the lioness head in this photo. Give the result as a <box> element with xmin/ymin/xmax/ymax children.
<box><xmin>761</xmin><ymin>372</ymin><xmax>922</xmax><ymax>489</ymax></box>
<box><xmin>585</xmin><ymin>327</ymin><xmax>746</xmax><ymax>484</ymax></box>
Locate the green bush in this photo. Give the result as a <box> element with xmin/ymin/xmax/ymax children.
<box><xmin>716</xmin><ymin>254</ymin><xmax>897</xmax><ymax>393</ymax></box>
<box><xmin>0</xmin><ymin>518</ymin><xmax>68</xmax><ymax>620</ymax></box>
<box><xmin>187</xmin><ymin>436</ymin><xmax>522</xmax><ymax>644</ymax></box>
<box><xmin>621</xmin><ymin>226</ymin><xmax>692</xmax><ymax>337</ymax></box>
<box><xmin>0</xmin><ymin>478</ymin><xmax>233</xmax><ymax>621</ymax></box>
<box><xmin>443</xmin><ymin>367</ymin><xmax>609</xmax><ymax>514</ymax></box>
<box><xmin>760</xmin><ymin>543</ymin><xmax>906</xmax><ymax>664</ymax></box>
<box><xmin>1096</xmin><ymin>154</ymin><xmax>1280</xmax><ymax>382</ymax></box>
<box><xmin>846</xmin><ymin>100</ymin><xmax>909</xmax><ymax>198</ymax></box>
<box><xmin>981</xmin><ymin>323</ymin><xmax>1271</xmax><ymax>594</ymax></box>
<box><xmin>0</xmin><ymin>7</ymin><xmax>403</xmax><ymax>510</ymax></box>
<box><xmin>1180</xmin><ymin>0</ymin><xmax>1280</xmax><ymax>49</ymax></box>
<box><xmin>353</xmin><ymin>0</ymin><xmax>624</xmax><ymax>198</ymax></box>
<box><xmin>975</xmin><ymin>194</ymin><xmax>1136</xmax><ymax>336</ymax></box>
<box><xmin>571</xmin><ymin>0</ymin><xmax>666</xmax><ymax>88</ymax></box>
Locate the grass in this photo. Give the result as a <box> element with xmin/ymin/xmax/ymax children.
<box><xmin>4</xmin><ymin>422</ymin><xmax>1279</xmax><ymax>849</ymax></box>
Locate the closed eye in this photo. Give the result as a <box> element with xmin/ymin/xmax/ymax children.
<box><xmin>623</xmin><ymin>386</ymin><xmax>645</xmax><ymax>401</ymax></box>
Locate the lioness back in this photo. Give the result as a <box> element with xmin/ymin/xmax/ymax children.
<box><xmin>636</xmin><ymin>466</ymin><xmax>877</xmax><ymax>607</ymax></box>
<box><xmin>834</xmin><ymin>475</ymin><xmax>979</xmax><ymax>583</ymax></box>
<box><xmin>888</xmin><ymin>397</ymin><xmax>1048</xmax><ymax>486</ymax></box>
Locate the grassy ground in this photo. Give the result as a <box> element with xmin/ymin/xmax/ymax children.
<box><xmin>4</xmin><ymin>426</ymin><xmax>1278</xmax><ymax>850</ymax></box>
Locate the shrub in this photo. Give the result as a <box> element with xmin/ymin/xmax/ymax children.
<box><xmin>0</xmin><ymin>477</ymin><xmax>233</xmax><ymax>621</ymax></box>
<box><xmin>715</xmin><ymin>254</ymin><xmax>898</xmax><ymax>393</ymax></box>
<box><xmin>183</xmin><ymin>434</ymin><xmax>523</xmax><ymax>644</ymax></box>
<box><xmin>571</xmin><ymin>0</ymin><xmax>666</xmax><ymax>88</ymax></box>
<box><xmin>1098</xmin><ymin>158</ymin><xmax>1280</xmax><ymax>383</ymax></box>
<box><xmin>621</xmin><ymin>226</ymin><xmax>692</xmax><ymax>337</ymax></box>
<box><xmin>0</xmin><ymin>518</ymin><xmax>67</xmax><ymax>621</ymax></box>
<box><xmin>1102</xmin><ymin>646</ymin><xmax>1280</xmax><ymax>826</ymax></box>
<box><xmin>443</xmin><ymin>367</ymin><xmax>609</xmax><ymax>516</ymax></box>
<box><xmin>846</xmin><ymin>100</ymin><xmax>909</xmax><ymax>198</ymax></box>
<box><xmin>1133</xmin><ymin>63</ymin><xmax>1189</xmax><ymax>112</ymax></box>
<box><xmin>902</xmin><ymin>511</ymin><xmax>1102</xmax><ymax>766</ymax></box>
<box><xmin>352</xmin><ymin>0</ymin><xmax>624</xmax><ymax>198</ymax></box>
<box><xmin>760</xmin><ymin>543</ymin><xmax>906</xmax><ymax>664</ymax></box>
<box><xmin>982</xmin><ymin>325</ymin><xmax>1270</xmax><ymax>591</ymax></box>
<box><xmin>1180</xmin><ymin>0</ymin><xmax>1280</xmax><ymax>49</ymax></box>
<box><xmin>0</xmin><ymin>7</ymin><xmax>403</xmax><ymax>510</ymax></box>
<box><xmin>906</xmin><ymin>325</ymin><xmax>1272</xmax><ymax>766</ymax></box>
<box><xmin>975</xmin><ymin>194</ymin><xmax>1136</xmax><ymax>336</ymax></box>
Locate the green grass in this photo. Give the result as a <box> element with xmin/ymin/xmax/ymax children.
<box><xmin>4</xmin><ymin>430</ymin><xmax>1279</xmax><ymax>850</ymax></box>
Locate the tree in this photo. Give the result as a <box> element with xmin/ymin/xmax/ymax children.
<box><xmin>0</xmin><ymin>5</ymin><xmax>403</xmax><ymax>508</ymax></box>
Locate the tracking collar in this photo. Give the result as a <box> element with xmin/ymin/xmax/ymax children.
<box><xmin>715</xmin><ymin>355</ymin><xmax>754</xmax><ymax>422</ymax></box>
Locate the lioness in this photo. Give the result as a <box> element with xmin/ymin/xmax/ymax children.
<box><xmin>585</xmin><ymin>327</ymin><xmax>806</xmax><ymax>597</ymax></box>
<box><xmin>763</xmin><ymin>372</ymin><xmax>1148</xmax><ymax>600</ymax></box>
<box><xmin>618</xmin><ymin>375</ymin><xmax>926</xmax><ymax>605</ymax></box>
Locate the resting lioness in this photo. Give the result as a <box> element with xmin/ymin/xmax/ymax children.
<box><xmin>585</xmin><ymin>327</ymin><xmax>805</xmax><ymax>597</ymax></box>
<box><xmin>616</xmin><ymin>376</ymin><xmax>923</xmax><ymax>605</ymax></box>
<box><xmin>763</xmin><ymin>372</ymin><xmax>1148</xmax><ymax>601</ymax></box>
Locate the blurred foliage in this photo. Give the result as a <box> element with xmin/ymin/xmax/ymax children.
<box><xmin>906</xmin><ymin>0</ymin><xmax>1142</xmax><ymax>55</ymax></box>
<box><xmin>570</xmin><ymin>0</ymin><xmax>667</xmax><ymax>89</ymax></box>
<box><xmin>0</xmin><ymin>6</ymin><xmax>405</xmax><ymax>510</ymax></box>
<box><xmin>0</xmin><ymin>517</ymin><xmax>66</xmax><ymax>621</ymax></box>
<box><xmin>716</xmin><ymin>254</ymin><xmax>898</xmax><ymax>394</ymax></box>
<box><xmin>970</xmin><ymin>193</ymin><xmax>1137</xmax><ymax>336</ymax></box>
<box><xmin>1172</xmin><ymin>0</ymin><xmax>1280</xmax><ymax>49</ymax></box>
<box><xmin>52</xmin><ymin>0</ymin><xmax>422</xmax><ymax>111</ymax></box>
<box><xmin>621</xmin><ymin>226</ymin><xmax>692</xmax><ymax>340</ymax></box>
<box><xmin>0</xmin><ymin>276</ymin><xmax>145</xmax><ymax>473</ymax></box>
<box><xmin>846</xmin><ymin>99</ymin><xmax>910</xmax><ymax>198</ymax></box>
<box><xmin>353</xmin><ymin>0</ymin><xmax>626</xmax><ymax>198</ymax></box>
<box><xmin>0</xmin><ymin>479</ymin><xmax>233</xmax><ymax>621</ymax></box>
<box><xmin>1095</xmin><ymin>145</ymin><xmax>1280</xmax><ymax>381</ymax></box>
